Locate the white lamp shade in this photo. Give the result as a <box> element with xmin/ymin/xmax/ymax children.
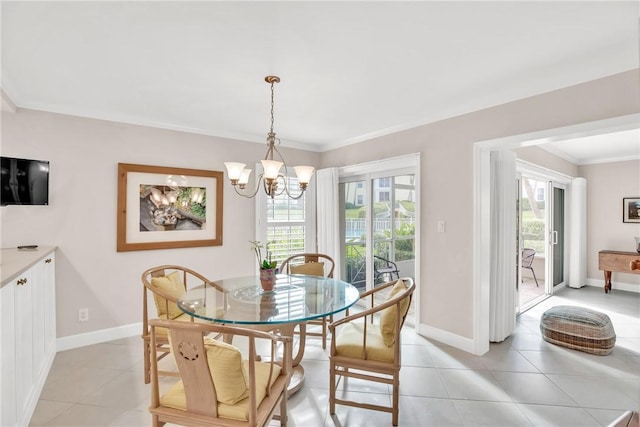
<box><xmin>294</xmin><ymin>166</ymin><xmax>315</xmax><ymax>184</ymax></box>
<box><xmin>238</xmin><ymin>168</ymin><xmax>252</xmax><ymax>185</ymax></box>
<box><xmin>261</xmin><ymin>160</ymin><xmax>283</xmax><ymax>180</ymax></box>
<box><xmin>224</xmin><ymin>162</ymin><xmax>246</xmax><ymax>180</ymax></box>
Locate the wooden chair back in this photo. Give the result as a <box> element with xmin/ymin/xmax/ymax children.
<box><xmin>328</xmin><ymin>278</ymin><xmax>415</xmax><ymax>426</ymax></box>
<box><xmin>279</xmin><ymin>253</ymin><xmax>335</xmax><ymax>349</ymax></box>
<box><xmin>279</xmin><ymin>253</ymin><xmax>335</xmax><ymax>278</ymax></box>
<box><xmin>141</xmin><ymin>265</ymin><xmax>211</xmax><ymax>384</ymax></box>
<box><xmin>149</xmin><ymin>319</ymin><xmax>292</xmax><ymax>427</ymax></box>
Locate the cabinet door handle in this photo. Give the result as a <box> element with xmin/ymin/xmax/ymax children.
<box><xmin>17</xmin><ymin>278</ymin><xmax>27</xmax><ymax>286</ymax></box>
<box><xmin>45</xmin><ymin>258</ymin><xmax>52</xmax><ymax>264</ymax></box>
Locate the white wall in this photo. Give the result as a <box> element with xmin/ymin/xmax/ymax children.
<box><xmin>0</xmin><ymin>109</ymin><xmax>320</xmax><ymax>339</ymax></box>
<box><xmin>580</xmin><ymin>159</ymin><xmax>640</xmax><ymax>288</ymax></box>
<box><xmin>321</xmin><ymin>69</ymin><xmax>640</xmax><ymax>343</ymax></box>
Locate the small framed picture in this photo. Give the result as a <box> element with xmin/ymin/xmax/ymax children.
<box><xmin>623</xmin><ymin>197</ymin><xmax>640</xmax><ymax>223</ymax></box>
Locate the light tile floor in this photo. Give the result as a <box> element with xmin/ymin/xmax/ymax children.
<box><xmin>30</xmin><ymin>286</ymin><xmax>639</xmax><ymax>426</ymax></box>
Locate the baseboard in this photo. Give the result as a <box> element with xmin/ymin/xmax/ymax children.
<box><xmin>417</xmin><ymin>323</ymin><xmax>479</xmax><ymax>355</ymax></box>
<box><xmin>56</xmin><ymin>322</ymin><xmax>142</xmax><ymax>352</ymax></box>
<box><xmin>585</xmin><ymin>278</ymin><xmax>640</xmax><ymax>293</ymax></box>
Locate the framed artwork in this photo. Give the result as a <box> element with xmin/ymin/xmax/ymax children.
<box><xmin>117</xmin><ymin>163</ymin><xmax>223</xmax><ymax>251</ymax></box>
<box><xmin>623</xmin><ymin>197</ymin><xmax>640</xmax><ymax>223</ymax></box>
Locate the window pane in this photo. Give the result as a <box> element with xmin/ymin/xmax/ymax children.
<box><xmin>267</xmin><ymin>176</ymin><xmax>305</xmax><ymax>222</ymax></box>
<box><xmin>394</xmin><ymin>237</ymin><xmax>414</xmax><ymax>261</ymax></box>
<box><xmin>373</xmin><ymin>177</ymin><xmax>392</xmax><ymax>238</ymax></box>
<box><xmin>343</xmin><ymin>180</ymin><xmax>367</xmax><ymax>291</ymax></box>
<box><xmin>394</xmin><ymin>175</ymin><xmax>415</xmax><ymax>236</ymax></box>
<box><xmin>265</xmin><ymin>174</ymin><xmax>307</xmax><ymax>264</ymax></box>
<box><xmin>267</xmin><ymin>225</ymin><xmax>305</xmax><ymax>265</ymax></box>
<box><xmin>522</xmin><ymin>177</ymin><xmax>546</xmax><ymax>255</ymax></box>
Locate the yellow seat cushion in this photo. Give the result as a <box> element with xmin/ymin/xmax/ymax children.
<box><xmin>334</xmin><ymin>322</ymin><xmax>394</xmax><ymax>362</ymax></box>
<box><xmin>160</xmin><ymin>359</ymin><xmax>282</xmax><ymax>421</ymax></box>
<box><xmin>290</xmin><ymin>261</ymin><xmax>324</xmax><ymax>277</ymax></box>
<box><xmin>151</xmin><ymin>271</ymin><xmax>185</xmax><ymax>320</ymax></box>
<box><xmin>379</xmin><ymin>279</ymin><xmax>410</xmax><ymax>347</ymax></box>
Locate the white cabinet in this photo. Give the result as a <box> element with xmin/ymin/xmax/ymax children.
<box><xmin>1</xmin><ymin>249</ymin><xmax>56</xmax><ymax>427</ymax></box>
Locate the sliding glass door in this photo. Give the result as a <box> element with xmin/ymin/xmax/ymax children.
<box><xmin>340</xmin><ymin>174</ymin><xmax>416</xmax><ymax>306</ymax></box>
<box><xmin>551</xmin><ymin>184</ymin><xmax>566</xmax><ymax>287</ymax></box>
<box><xmin>341</xmin><ymin>180</ymin><xmax>368</xmax><ymax>290</ymax></box>
<box><xmin>516</xmin><ymin>170</ymin><xmax>567</xmax><ymax>313</ymax></box>
<box><xmin>338</xmin><ymin>155</ymin><xmax>419</xmax><ymax>325</ymax></box>
<box><xmin>517</xmin><ymin>174</ymin><xmax>548</xmax><ymax>311</ymax></box>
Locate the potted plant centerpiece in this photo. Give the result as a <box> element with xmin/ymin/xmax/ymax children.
<box><xmin>251</xmin><ymin>240</ymin><xmax>277</xmax><ymax>291</ymax></box>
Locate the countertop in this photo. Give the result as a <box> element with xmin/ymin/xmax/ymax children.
<box><xmin>1</xmin><ymin>246</ymin><xmax>56</xmax><ymax>287</ymax></box>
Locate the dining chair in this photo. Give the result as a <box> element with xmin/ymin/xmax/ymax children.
<box><xmin>279</xmin><ymin>253</ymin><xmax>335</xmax><ymax>349</ymax></box>
<box><xmin>149</xmin><ymin>318</ymin><xmax>293</xmax><ymax>427</ymax></box>
<box><xmin>374</xmin><ymin>255</ymin><xmax>400</xmax><ymax>283</ymax></box>
<box><xmin>141</xmin><ymin>265</ymin><xmax>216</xmax><ymax>384</ymax></box>
<box><xmin>521</xmin><ymin>248</ymin><xmax>539</xmax><ymax>287</ymax></box>
<box><xmin>328</xmin><ymin>278</ymin><xmax>415</xmax><ymax>426</ymax></box>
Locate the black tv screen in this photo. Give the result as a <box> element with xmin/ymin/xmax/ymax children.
<box><xmin>0</xmin><ymin>156</ymin><xmax>49</xmax><ymax>206</ymax></box>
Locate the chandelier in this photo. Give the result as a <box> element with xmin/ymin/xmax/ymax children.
<box><xmin>224</xmin><ymin>76</ymin><xmax>314</xmax><ymax>199</ymax></box>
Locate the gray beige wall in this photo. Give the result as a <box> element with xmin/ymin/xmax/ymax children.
<box><xmin>514</xmin><ymin>145</ymin><xmax>579</xmax><ymax>177</ymax></box>
<box><xmin>321</xmin><ymin>69</ymin><xmax>640</xmax><ymax>341</ymax></box>
<box><xmin>2</xmin><ymin>69</ymin><xmax>638</xmax><ymax>346</ymax></box>
<box><xmin>0</xmin><ymin>109</ymin><xmax>320</xmax><ymax>338</ymax></box>
<box><xmin>581</xmin><ymin>160</ymin><xmax>640</xmax><ymax>287</ymax></box>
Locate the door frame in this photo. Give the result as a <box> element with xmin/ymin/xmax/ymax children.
<box><xmin>338</xmin><ymin>153</ymin><xmax>421</xmax><ymax>324</ymax></box>
<box><xmin>473</xmin><ymin>113</ymin><xmax>640</xmax><ymax>356</ymax></box>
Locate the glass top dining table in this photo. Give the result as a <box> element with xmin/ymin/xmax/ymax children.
<box><xmin>176</xmin><ymin>273</ymin><xmax>360</xmax><ymax>394</ymax></box>
<box><xmin>177</xmin><ymin>274</ymin><xmax>360</xmax><ymax>325</ymax></box>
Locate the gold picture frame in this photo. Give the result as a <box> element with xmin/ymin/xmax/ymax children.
<box><xmin>117</xmin><ymin>163</ymin><xmax>223</xmax><ymax>251</ymax></box>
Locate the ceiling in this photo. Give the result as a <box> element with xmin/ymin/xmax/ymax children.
<box><xmin>2</xmin><ymin>1</ymin><xmax>639</xmax><ymax>162</ymax></box>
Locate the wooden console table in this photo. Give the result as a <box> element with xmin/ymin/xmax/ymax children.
<box><xmin>598</xmin><ymin>250</ymin><xmax>640</xmax><ymax>293</ymax></box>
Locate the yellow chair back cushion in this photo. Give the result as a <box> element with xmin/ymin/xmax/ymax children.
<box><xmin>204</xmin><ymin>339</ymin><xmax>249</xmax><ymax>405</ymax></box>
<box><xmin>379</xmin><ymin>279</ymin><xmax>410</xmax><ymax>347</ymax></box>
<box><xmin>151</xmin><ymin>271</ymin><xmax>185</xmax><ymax>320</ymax></box>
<box><xmin>290</xmin><ymin>261</ymin><xmax>325</xmax><ymax>277</ymax></box>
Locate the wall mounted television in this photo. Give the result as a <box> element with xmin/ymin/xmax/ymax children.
<box><xmin>0</xmin><ymin>156</ymin><xmax>50</xmax><ymax>206</ymax></box>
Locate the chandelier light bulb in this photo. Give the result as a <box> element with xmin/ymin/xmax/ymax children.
<box><xmin>294</xmin><ymin>166</ymin><xmax>315</xmax><ymax>185</ymax></box>
<box><xmin>224</xmin><ymin>162</ymin><xmax>246</xmax><ymax>181</ymax></box>
<box><xmin>238</xmin><ymin>168</ymin><xmax>252</xmax><ymax>186</ymax></box>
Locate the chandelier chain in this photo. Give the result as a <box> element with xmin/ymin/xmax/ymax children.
<box><xmin>270</xmin><ymin>80</ymin><xmax>275</xmax><ymax>136</ymax></box>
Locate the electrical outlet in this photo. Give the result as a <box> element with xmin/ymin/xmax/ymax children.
<box><xmin>78</xmin><ymin>308</ymin><xmax>89</xmax><ymax>322</ymax></box>
<box><xmin>437</xmin><ymin>220</ymin><xmax>446</xmax><ymax>233</ymax></box>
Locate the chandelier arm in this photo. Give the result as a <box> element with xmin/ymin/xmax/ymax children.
<box><xmin>273</xmin><ymin>147</ymin><xmax>307</xmax><ymax>199</ymax></box>
<box><xmin>265</xmin><ymin>134</ymin><xmax>277</xmax><ymax>161</ymax></box>
<box><xmin>233</xmin><ymin>174</ymin><xmax>264</xmax><ymax>199</ymax></box>
<box><xmin>282</xmin><ymin>181</ymin><xmax>305</xmax><ymax>199</ymax></box>
<box><xmin>271</xmin><ymin>174</ymin><xmax>287</xmax><ymax>197</ymax></box>
<box><xmin>277</xmin><ymin>172</ymin><xmax>306</xmax><ymax>199</ymax></box>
